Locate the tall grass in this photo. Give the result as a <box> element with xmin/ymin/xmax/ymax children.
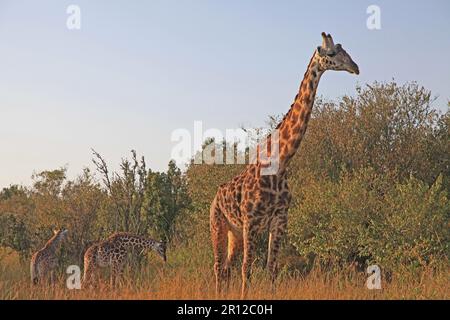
<box><xmin>1</xmin><ymin>247</ymin><xmax>448</xmax><ymax>300</ymax></box>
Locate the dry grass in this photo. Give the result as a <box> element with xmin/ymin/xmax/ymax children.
<box><xmin>1</xmin><ymin>248</ymin><xmax>448</xmax><ymax>300</ymax></box>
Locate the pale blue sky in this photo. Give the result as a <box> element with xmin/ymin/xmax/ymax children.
<box><xmin>0</xmin><ymin>0</ymin><xmax>449</xmax><ymax>188</ymax></box>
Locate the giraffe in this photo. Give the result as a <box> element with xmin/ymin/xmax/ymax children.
<box><xmin>82</xmin><ymin>232</ymin><xmax>166</xmax><ymax>287</ymax></box>
<box><xmin>210</xmin><ymin>33</ymin><xmax>359</xmax><ymax>298</ymax></box>
<box><xmin>30</xmin><ymin>228</ymin><xmax>68</xmax><ymax>285</ymax></box>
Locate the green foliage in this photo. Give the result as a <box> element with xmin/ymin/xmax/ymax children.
<box><xmin>288</xmin><ymin>169</ymin><xmax>449</xmax><ymax>273</ymax></box>
<box><xmin>143</xmin><ymin>160</ymin><xmax>191</xmax><ymax>242</ymax></box>
<box><xmin>0</xmin><ymin>151</ymin><xmax>191</xmax><ymax>267</ymax></box>
<box><xmin>289</xmin><ymin>81</ymin><xmax>448</xmax><ymax>185</ymax></box>
<box><xmin>362</xmin><ymin>174</ymin><xmax>449</xmax><ymax>272</ymax></box>
<box><xmin>184</xmin><ymin>141</ymin><xmax>246</xmax><ymax>244</ymax></box>
<box><xmin>92</xmin><ymin>149</ymin><xmax>148</xmax><ymax>235</ymax></box>
<box><xmin>0</xmin><ymin>213</ymin><xmax>32</xmax><ymax>260</ymax></box>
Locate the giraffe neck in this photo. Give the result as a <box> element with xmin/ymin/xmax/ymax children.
<box><xmin>44</xmin><ymin>233</ymin><xmax>65</xmax><ymax>252</ymax></box>
<box><xmin>119</xmin><ymin>234</ymin><xmax>159</xmax><ymax>251</ymax></box>
<box><xmin>274</xmin><ymin>51</ymin><xmax>324</xmax><ymax>173</ymax></box>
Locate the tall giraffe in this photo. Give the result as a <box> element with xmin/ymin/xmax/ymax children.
<box><xmin>210</xmin><ymin>33</ymin><xmax>359</xmax><ymax>298</ymax></box>
<box><xmin>30</xmin><ymin>228</ymin><xmax>68</xmax><ymax>285</ymax></box>
<box><xmin>82</xmin><ymin>232</ymin><xmax>166</xmax><ymax>287</ymax></box>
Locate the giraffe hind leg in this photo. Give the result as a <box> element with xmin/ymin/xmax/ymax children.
<box><xmin>83</xmin><ymin>250</ymin><xmax>98</xmax><ymax>288</ymax></box>
<box><xmin>210</xmin><ymin>200</ymin><xmax>229</xmax><ymax>296</ymax></box>
<box><xmin>267</xmin><ymin>215</ymin><xmax>287</xmax><ymax>290</ymax></box>
<box><xmin>30</xmin><ymin>260</ymin><xmax>39</xmax><ymax>285</ymax></box>
<box><xmin>49</xmin><ymin>270</ymin><xmax>57</xmax><ymax>286</ymax></box>
<box><xmin>241</xmin><ymin>220</ymin><xmax>257</xmax><ymax>299</ymax></box>
<box><xmin>224</xmin><ymin>230</ymin><xmax>243</xmax><ymax>290</ymax></box>
<box><xmin>82</xmin><ymin>263</ymin><xmax>95</xmax><ymax>288</ymax></box>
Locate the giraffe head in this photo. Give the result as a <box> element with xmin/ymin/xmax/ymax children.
<box><xmin>53</xmin><ymin>228</ymin><xmax>68</xmax><ymax>239</ymax></box>
<box><xmin>316</xmin><ymin>32</ymin><xmax>359</xmax><ymax>75</ymax></box>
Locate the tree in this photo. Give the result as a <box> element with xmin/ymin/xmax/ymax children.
<box><xmin>143</xmin><ymin>160</ymin><xmax>191</xmax><ymax>242</ymax></box>
<box><xmin>60</xmin><ymin>168</ymin><xmax>105</xmax><ymax>263</ymax></box>
<box><xmin>92</xmin><ymin>149</ymin><xmax>148</xmax><ymax>235</ymax></box>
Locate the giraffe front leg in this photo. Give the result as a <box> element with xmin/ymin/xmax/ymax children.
<box><xmin>110</xmin><ymin>265</ymin><xmax>118</xmax><ymax>288</ymax></box>
<box><xmin>111</xmin><ymin>261</ymin><xmax>125</xmax><ymax>288</ymax></box>
<box><xmin>110</xmin><ymin>267</ymin><xmax>116</xmax><ymax>288</ymax></box>
<box><xmin>241</xmin><ymin>220</ymin><xmax>256</xmax><ymax>299</ymax></box>
<box><xmin>267</xmin><ymin>214</ymin><xmax>287</xmax><ymax>289</ymax></box>
<box><xmin>49</xmin><ymin>270</ymin><xmax>55</xmax><ymax>286</ymax></box>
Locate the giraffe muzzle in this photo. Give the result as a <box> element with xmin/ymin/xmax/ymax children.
<box><xmin>349</xmin><ymin>62</ymin><xmax>359</xmax><ymax>75</ymax></box>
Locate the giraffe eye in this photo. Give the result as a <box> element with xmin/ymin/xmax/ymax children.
<box><xmin>327</xmin><ymin>52</ymin><xmax>336</xmax><ymax>57</ymax></box>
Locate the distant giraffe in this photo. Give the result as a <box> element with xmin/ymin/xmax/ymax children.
<box><xmin>30</xmin><ymin>228</ymin><xmax>68</xmax><ymax>285</ymax></box>
<box><xmin>82</xmin><ymin>232</ymin><xmax>166</xmax><ymax>287</ymax></box>
<box><xmin>210</xmin><ymin>33</ymin><xmax>359</xmax><ymax>298</ymax></box>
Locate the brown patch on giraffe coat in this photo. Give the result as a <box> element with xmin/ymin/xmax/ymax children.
<box><xmin>302</xmin><ymin>94</ymin><xmax>311</xmax><ymax>105</ymax></box>
<box><xmin>281</xmin><ymin>126</ymin><xmax>290</xmax><ymax>141</ymax></box>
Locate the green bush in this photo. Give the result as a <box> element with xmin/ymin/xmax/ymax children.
<box><xmin>288</xmin><ymin>169</ymin><xmax>449</xmax><ymax>273</ymax></box>
<box><xmin>362</xmin><ymin>174</ymin><xmax>449</xmax><ymax>272</ymax></box>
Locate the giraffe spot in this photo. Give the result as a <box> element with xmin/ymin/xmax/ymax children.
<box><xmin>256</xmin><ymin>203</ymin><xmax>265</xmax><ymax>211</ymax></box>
<box><xmin>299</xmin><ymin>110</ymin><xmax>306</xmax><ymax>121</ymax></box>
<box><xmin>281</xmin><ymin>127</ymin><xmax>290</xmax><ymax>140</ymax></box>
<box><xmin>260</xmin><ymin>177</ymin><xmax>271</xmax><ymax>188</ymax></box>
<box><xmin>303</xmin><ymin>95</ymin><xmax>311</xmax><ymax>105</ymax></box>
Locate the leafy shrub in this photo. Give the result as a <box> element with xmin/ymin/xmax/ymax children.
<box><xmin>288</xmin><ymin>169</ymin><xmax>449</xmax><ymax>273</ymax></box>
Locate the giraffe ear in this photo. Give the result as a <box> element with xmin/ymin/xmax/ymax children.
<box><xmin>317</xmin><ymin>46</ymin><xmax>325</xmax><ymax>57</ymax></box>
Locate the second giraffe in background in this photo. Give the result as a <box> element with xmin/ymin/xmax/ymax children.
<box><xmin>82</xmin><ymin>232</ymin><xmax>166</xmax><ymax>287</ymax></box>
